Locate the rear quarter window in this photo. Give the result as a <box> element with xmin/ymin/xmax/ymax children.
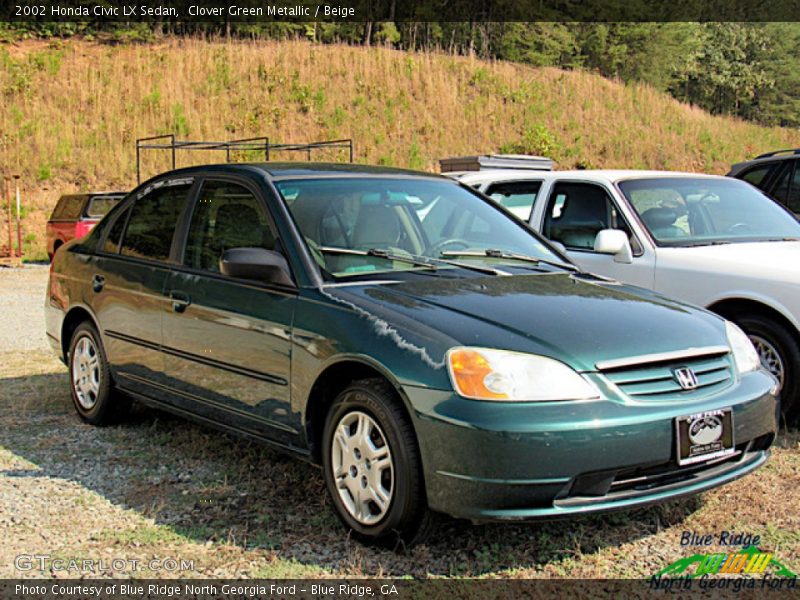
<box><xmin>101</xmin><ymin>205</ymin><xmax>131</xmax><ymax>254</ymax></box>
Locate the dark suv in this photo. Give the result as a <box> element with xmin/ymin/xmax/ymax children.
<box><xmin>45</xmin><ymin>163</ymin><xmax>777</xmax><ymax>544</ymax></box>
<box><xmin>728</xmin><ymin>149</ymin><xmax>800</xmax><ymax>216</ymax></box>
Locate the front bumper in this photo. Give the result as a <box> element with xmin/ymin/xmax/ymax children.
<box><xmin>407</xmin><ymin>370</ymin><xmax>778</xmax><ymax>521</ymax></box>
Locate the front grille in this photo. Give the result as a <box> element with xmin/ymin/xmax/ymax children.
<box><xmin>601</xmin><ymin>351</ymin><xmax>734</xmax><ymax>401</ymax></box>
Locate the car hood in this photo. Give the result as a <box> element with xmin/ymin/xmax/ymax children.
<box><xmin>326</xmin><ymin>272</ymin><xmax>728</xmax><ymax>372</ymax></box>
<box><xmin>659</xmin><ymin>241</ymin><xmax>800</xmax><ymax>281</ymax></box>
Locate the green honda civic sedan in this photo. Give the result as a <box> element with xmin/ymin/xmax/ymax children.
<box><xmin>45</xmin><ymin>163</ymin><xmax>779</xmax><ymax>544</ymax></box>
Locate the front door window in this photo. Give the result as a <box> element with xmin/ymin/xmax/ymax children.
<box><xmin>543</xmin><ymin>182</ymin><xmax>633</xmax><ymax>251</ymax></box>
<box><xmin>183</xmin><ymin>181</ymin><xmax>279</xmax><ymax>273</ymax></box>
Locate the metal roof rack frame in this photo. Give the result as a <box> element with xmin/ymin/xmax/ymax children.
<box><xmin>135</xmin><ymin>134</ymin><xmax>354</xmax><ymax>183</ymax></box>
<box><xmin>754</xmin><ymin>148</ymin><xmax>800</xmax><ymax>160</ymax></box>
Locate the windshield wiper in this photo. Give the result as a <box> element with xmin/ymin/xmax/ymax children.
<box><xmin>441</xmin><ymin>249</ymin><xmax>581</xmax><ymax>273</ymax></box>
<box><xmin>318</xmin><ymin>246</ymin><xmax>438</xmax><ymax>270</ymax></box>
<box><xmin>319</xmin><ymin>246</ymin><xmax>510</xmax><ymax>277</ymax></box>
<box><xmin>420</xmin><ymin>254</ymin><xmax>511</xmax><ymax>277</ymax></box>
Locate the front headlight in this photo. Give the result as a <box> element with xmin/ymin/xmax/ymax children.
<box><xmin>725</xmin><ymin>321</ymin><xmax>760</xmax><ymax>375</ymax></box>
<box><xmin>446</xmin><ymin>347</ymin><xmax>600</xmax><ymax>401</ymax></box>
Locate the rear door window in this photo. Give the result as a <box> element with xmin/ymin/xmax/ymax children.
<box><xmin>120</xmin><ymin>181</ymin><xmax>192</xmax><ymax>262</ymax></box>
<box><xmin>102</xmin><ymin>205</ymin><xmax>131</xmax><ymax>254</ymax></box>
<box><xmin>787</xmin><ymin>161</ymin><xmax>800</xmax><ymax>214</ymax></box>
<box><xmin>769</xmin><ymin>162</ymin><xmax>793</xmax><ymax>205</ymax></box>
<box><xmin>739</xmin><ymin>163</ymin><xmax>775</xmax><ymax>189</ymax></box>
<box><xmin>485</xmin><ymin>180</ymin><xmax>542</xmax><ymax>221</ymax></box>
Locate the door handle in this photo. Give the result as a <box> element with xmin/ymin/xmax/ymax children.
<box><xmin>91</xmin><ymin>274</ymin><xmax>105</xmax><ymax>293</ymax></box>
<box><xmin>169</xmin><ymin>291</ymin><xmax>191</xmax><ymax>313</ymax></box>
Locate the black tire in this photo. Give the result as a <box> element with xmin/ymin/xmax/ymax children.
<box><xmin>322</xmin><ymin>378</ymin><xmax>432</xmax><ymax>547</ymax></box>
<box><xmin>734</xmin><ymin>314</ymin><xmax>800</xmax><ymax>420</ymax></box>
<box><xmin>68</xmin><ymin>321</ymin><xmax>130</xmax><ymax>425</ymax></box>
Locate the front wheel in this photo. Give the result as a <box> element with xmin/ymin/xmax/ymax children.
<box><xmin>68</xmin><ymin>322</ymin><xmax>130</xmax><ymax>425</ymax></box>
<box><xmin>322</xmin><ymin>378</ymin><xmax>430</xmax><ymax>546</ymax></box>
<box><xmin>735</xmin><ymin>314</ymin><xmax>800</xmax><ymax>420</ymax></box>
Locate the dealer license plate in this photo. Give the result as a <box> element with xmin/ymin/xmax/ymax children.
<box><xmin>675</xmin><ymin>408</ymin><xmax>735</xmax><ymax>466</ymax></box>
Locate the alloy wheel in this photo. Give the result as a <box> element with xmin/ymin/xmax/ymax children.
<box><xmin>72</xmin><ymin>336</ymin><xmax>100</xmax><ymax>410</ymax></box>
<box><xmin>750</xmin><ymin>334</ymin><xmax>785</xmax><ymax>391</ymax></box>
<box><xmin>330</xmin><ymin>410</ymin><xmax>394</xmax><ymax>525</ymax></box>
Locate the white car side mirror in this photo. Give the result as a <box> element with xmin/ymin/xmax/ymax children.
<box><xmin>594</xmin><ymin>229</ymin><xmax>633</xmax><ymax>264</ymax></box>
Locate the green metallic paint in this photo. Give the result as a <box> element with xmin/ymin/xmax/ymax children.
<box><xmin>44</xmin><ymin>163</ymin><xmax>779</xmax><ymax>523</ymax></box>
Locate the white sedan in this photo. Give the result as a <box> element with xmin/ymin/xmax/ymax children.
<box><xmin>448</xmin><ymin>168</ymin><xmax>800</xmax><ymax>418</ymax></box>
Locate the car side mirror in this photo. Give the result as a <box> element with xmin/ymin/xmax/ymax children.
<box><xmin>549</xmin><ymin>240</ymin><xmax>567</xmax><ymax>254</ymax></box>
<box><xmin>593</xmin><ymin>229</ymin><xmax>633</xmax><ymax>264</ymax></box>
<box><xmin>220</xmin><ymin>247</ymin><xmax>294</xmax><ymax>286</ymax></box>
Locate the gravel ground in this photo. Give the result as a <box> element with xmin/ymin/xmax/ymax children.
<box><xmin>0</xmin><ymin>265</ymin><xmax>50</xmax><ymax>353</ymax></box>
<box><xmin>0</xmin><ymin>265</ymin><xmax>798</xmax><ymax>579</ymax></box>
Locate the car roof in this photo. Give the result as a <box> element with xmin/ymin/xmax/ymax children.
<box><xmin>454</xmin><ymin>169</ymin><xmax>727</xmax><ymax>184</ymax></box>
<box><xmin>729</xmin><ymin>154</ymin><xmax>796</xmax><ymax>174</ymax></box>
<box><xmin>146</xmin><ymin>162</ymin><xmax>445</xmax><ymax>181</ymax></box>
<box><xmin>555</xmin><ymin>169</ymin><xmax>727</xmax><ymax>182</ymax></box>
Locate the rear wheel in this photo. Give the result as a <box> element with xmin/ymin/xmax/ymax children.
<box><xmin>734</xmin><ymin>314</ymin><xmax>800</xmax><ymax>420</ymax></box>
<box><xmin>68</xmin><ymin>322</ymin><xmax>130</xmax><ymax>425</ymax></box>
<box><xmin>322</xmin><ymin>378</ymin><xmax>431</xmax><ymax>546</ymax></box>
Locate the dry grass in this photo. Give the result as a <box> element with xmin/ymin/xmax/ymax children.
<box><xmin>2</xmin><ymin>37</ymin><xmax>800</xmax><ymax>260</ymax></box>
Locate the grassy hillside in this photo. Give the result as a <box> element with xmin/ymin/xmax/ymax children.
<box><xmin>2</xmin><ymin>38</ymin><xmax>800</xmax><ymax>260</ymax></box>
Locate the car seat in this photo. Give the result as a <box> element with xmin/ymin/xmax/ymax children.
<box><xmin>640</xmin><ymin>207</ymin><xmax>687</xmax><ymax>239</ymax></box>
<box><xmin>351</xmin><ymin>204</ymin><xmax>404</xmax><ymax>250</ymax></box>
<box><xmin>548</xmin><ymin>194</ymin><xmax>608</xmax><ymax>249</ymax></box>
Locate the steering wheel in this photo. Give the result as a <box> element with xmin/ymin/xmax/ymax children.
<box><xmin>727</xmin><ymin>222</ymin><xmax>752</xmax><ymax>234</ymax></box>
<box><xmin>428</xmin><ymin>238</ymin><xmax>472</xmax><ymax>256</ymax></box>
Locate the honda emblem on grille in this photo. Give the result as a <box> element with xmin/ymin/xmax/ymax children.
<box><xmin>673</xmin><ymin>367</ymin><xmax>699</xmax><ymax>390</ymax></box>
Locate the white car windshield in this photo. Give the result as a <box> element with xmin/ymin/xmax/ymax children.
<box><xmin>277</xmin><ymin>177</ymin><xmax>562</xmax><ymax>279</ymax></box>
<box><xmin>619</xmin><ymin>177</ymin><xmax>800</xmax><ymax>246</ymax></box>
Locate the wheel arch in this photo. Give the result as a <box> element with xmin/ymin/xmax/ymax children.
<box><xmin>61</xmin><ymin>304</ymin><xmax>101</xmax><ymax>361</ymax></box>
<box><xmin>303</xmin><ymin>355</ymin><xmax>416</xmax><ymax>464</ymax></box>
<box><xmin>707</xmin><ymin>296</ymin><xmax>800</xmax><ymax>344</ymax></box>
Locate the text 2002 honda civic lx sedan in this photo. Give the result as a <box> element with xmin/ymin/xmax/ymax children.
<box><xmin>46</xmin><ymin>163</ymin><xmax>779</xmax><ymax>544</ymax></box>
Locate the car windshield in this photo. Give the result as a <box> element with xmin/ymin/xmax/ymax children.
<box><xmin>277</xmin><ymin>177</ymin><xmax>562</xmax><ymax>279</ymax></box>
<box><xmin>619</xmin><ymin>177</ymin><xmax>800</xmax><ymax>246</ymax></box>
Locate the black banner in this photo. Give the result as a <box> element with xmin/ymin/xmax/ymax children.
<box><xmin>3</xmin><ymin>0</ymin><xmax>800</xmax><ymax>23</ymax></box>
<box><xmin>1</xmin><ymin>578</ymin><xmax>799</xmax><ymax>600</ymax></box>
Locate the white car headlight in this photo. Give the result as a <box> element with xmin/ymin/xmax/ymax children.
<box><xmin>446</xmin><ymin>347</ymin><xmax>600</xmax><ymax>401</ymax></box>
<box><xmin>725</xmin><ymin>321</ymin><xmax>760</xmax><ymax>375</ymax></box>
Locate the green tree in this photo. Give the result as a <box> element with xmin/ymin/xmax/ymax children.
<box><xmin>672</xmin><ymin>24</ymin><xmax>774</xmax><ymax>117</ymax></box>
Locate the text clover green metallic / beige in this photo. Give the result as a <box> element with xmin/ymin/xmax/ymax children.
<box><xmin>46</xmin><ymin>162</ymin><xmax>778</xmax><ymax>545</ymax></box>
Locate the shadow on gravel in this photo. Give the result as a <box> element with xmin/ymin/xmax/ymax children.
<box><xmin>0</xmin><ymin>370</ymin><xmax>706</xmax><ymax>576</ymax></box>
